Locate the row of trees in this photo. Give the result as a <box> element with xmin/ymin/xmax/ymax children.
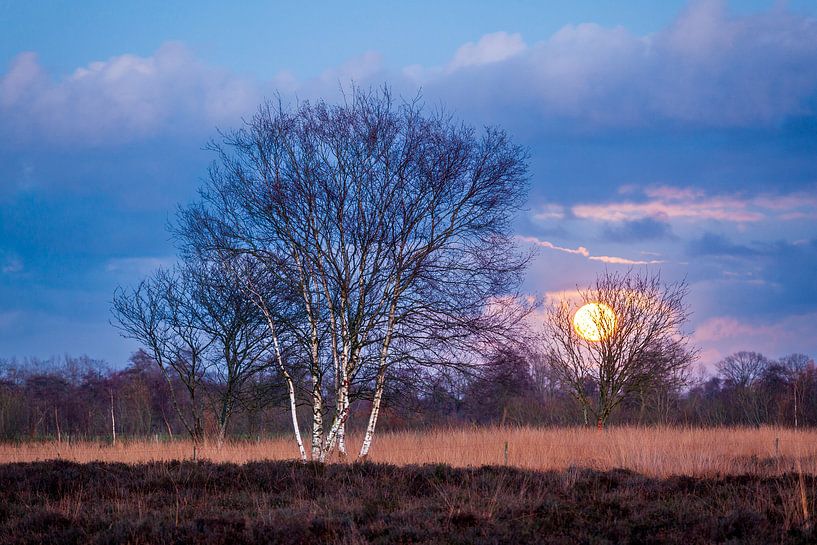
<box><xmin>20</xmin><ymin>86</ymin><xmax>786</xmax><ymax>457</ymax></box>
<box><xmin>1</xmin><ymin>349</ymin><xmax>814</xmax><ymax>442</ymax></box>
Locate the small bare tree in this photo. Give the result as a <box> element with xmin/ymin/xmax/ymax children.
<box><xmin>187</xmin><ymin>259</ymin><xmax>274</xmax><ymax>448</ymax></box>
<box><xmin>779</xmin><ymin>353</ymin><xmax>814</xmax><ymax>428</ymax></box>
<box><xmin>112</xmin><ymin>261</ymin><xmax>275</xmax><ymax>448</ymax></box>
<box><xmin>112</xmin><ymin>269</ymin><xmax>212</xmax><ymax>444</ymax></box>
<box><xmin>542</xmin><ymin>270</ymin><xmax>697</xmax><ymax>430</ymax></box>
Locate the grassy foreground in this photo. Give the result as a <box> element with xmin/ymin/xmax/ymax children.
<box><xmin>2</xmin><ymin>426</ymin><xmax>817</xmax><ymax>477</ymax></box>
<box><xmin>1</xmin><ymin>459</ymin><xmax>815</xmax><ymax>544</ymax></box>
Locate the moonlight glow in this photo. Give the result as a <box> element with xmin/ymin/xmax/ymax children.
<box><xmin>573</xmin><ymin>303</ymin><xmax>616</xmax><ymax>342</ymax></box>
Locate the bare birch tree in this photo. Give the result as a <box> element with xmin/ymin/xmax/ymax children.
<box><xmin>186</xmin><ymin>259</ymin><xmax>273</xmax><ymax>447</ymax></box>
<box><xmin>779</xmin><ymin>353</ymin><xmax>813</xmax><ymax>428</ymax></box>
<box><xmin>542</xmin><ymin>270</ymin><xmax>697</xmax><ymax>430</ymax></box>
<box><xmin>112</xmin><ymin>269</ymin><xmax>212</xmax><ymax>444</ymax></box>
<box><xmin>112</xmin><ymin>261</ymin><xmax>276</xmax><ymax>448</ymax></box>
<box><xmin>176</xmin><ymin>86</ymin><xmax>530</xmax><ymax>461</ymax></box>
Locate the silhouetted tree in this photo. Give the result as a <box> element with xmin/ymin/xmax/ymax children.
<box><xmin>716</xmin><ymin>351</ymin><xmax>771</xmax><ymax>426</ymax></box>
<box><xmin>112</xmin><ymin>269</ymin><xmax>213</xmax><ymax>444</ymax></box>
<box><xmin>542</xmin><ymin>270</ymin><xmax>697</xmax><ymax>430</ymax></box>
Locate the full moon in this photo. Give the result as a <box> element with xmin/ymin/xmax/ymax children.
<box><xmin>573</xmin><ymin>303</ymin><xmax>616</xmax><ymax>342</ymax></box>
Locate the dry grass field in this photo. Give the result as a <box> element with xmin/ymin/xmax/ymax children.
<box><xmin>2</xmin><ymin>425</ymin><xmax>816</xmax><ymax>477</ymax></box>
<box><xmin>4</xmin><ymin>427</ymin><xmax>816</xmax><ymax>543</ymax></box>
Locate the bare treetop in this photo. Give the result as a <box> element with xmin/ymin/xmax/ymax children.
<box><xmin>543</xmin><ymin>270</ymin><xmax>697</xmax><ymax>429</ymax></box>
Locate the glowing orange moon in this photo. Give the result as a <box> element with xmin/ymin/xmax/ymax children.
<box><xmin>573</xmin><ymin>303</ymin><xmax>616</xmax><ymax>342</ymax></box>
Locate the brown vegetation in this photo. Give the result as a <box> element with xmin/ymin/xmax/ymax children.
<box><xmin>1</xmin><ymin>459</ymin><xmax>815</xmax><ymax>544</ymax></box>
<box><xmin>3</xmin><ymin>426</ymin><xmax>817</xmax><ymax>478</ymax></box>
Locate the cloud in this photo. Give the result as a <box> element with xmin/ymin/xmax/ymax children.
<box><xmin>448</xmin><ymin>32</ymin><xmax>527</xmax><ymax>71</ymax></box>
<box><xmin>532</xmin><ymin>204</ymin><xmax>566</xmax><ymax>221</ymax></box>
<box><xmin>412</xmin><ymin>1</ymin><xmax>817</xmax><ymax>129</ymax></box>
<box><xmin>317</xmin><ymin>51</ymin><xmax>384</xmax><ymax>84</ymax></box>
<box><xmin>0</xmin><ymin>44</ymin><xmax>395</xmax><ymax>147</ymax></box>
<box><xmin>643</xmin><ymin>186</ymin><xmax>705</xmax><ymax>201</ymax></box>
<box><xmin>518</xmin><ymin>235</ymin><xmax>665</xmax><ymax>265</ymax></box>
<box><xmin>3</xmin><ymin>2</ymin><xmax>817</xmax><ymax>148</ymax></box>
<box><xmin>693</xmin><ymin>313</ymin><xmax>817</xmax><ymax>367</ymax></box>
<box><xmin>687</xmin><ymin>232</ymin><xmax>759</xmax><ymax>257</ymax></box>
<box><xmin>602</xmin><ymin>217</ymin><xmax>674</xmax><ymax>242</ymax></box>
<box><xmin>0</xmin><ymin>43</ymin><xmax>264</xmax><ymax>145</ymax></box>
<box><xmin>519</xmin><ymin>236</ymin><xmax>589</xmax><ymax>256</ymax></box>
<box><xmin>589</xmin><ymin>255</ymin><xmax>664</xmax><ymax>265</ymax></box>
<box><xmin>574</xmin><ymin>194</ymin><xmax>761</xmax><ymax>223</ymax></box>
<box><xmin>572</xmin><ymin>185</ymin><xmax>817</xmax><ymax>224</ymax></box>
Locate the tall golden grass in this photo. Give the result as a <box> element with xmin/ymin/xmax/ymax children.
<box><xmin>2</xmin><ymin>426</ymin><xmax>815</xmax><ymax>478</ymax></box>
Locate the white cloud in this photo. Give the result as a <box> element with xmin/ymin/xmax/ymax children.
<box><xmin>416</xmin><ymin>1</ymin><xmax>817</xmax><ymax>128</ymax></box>
<box><xmin>518</xmin><ymin>236</ymin><xmax>589</xmax><ymax>256</ymax></box>
<box><xmin>448</xmin><ymin>32</ymin><xmax>526</xmax><ymax>71</ymax></box>
<box><xmin>1</xmin><ymin>43</ymin><xmax>263</xmax><ymax>144</ymax></box>
<box><xmin>318</xmin><ymin>51</ymin><xmax>384</xmax><ymax>84</ymax></box>
<box><xmin>2</xmin><ymin>2</ymin><xmax>816</xmax><ymax>146</ymax></box>
<box><xmin>518</xmin><ymin>235</ymin><xmax>665</xmax><ymax>265</ymax></box>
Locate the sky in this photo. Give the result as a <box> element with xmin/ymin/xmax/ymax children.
<box><xmin>1</xmin><ymin>0</ymin><xmax>816</xmax><ymax>370</ymax></box>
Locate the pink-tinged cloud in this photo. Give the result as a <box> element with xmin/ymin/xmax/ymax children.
<box><xmin>532</xmin><ymin>204</ymin><xmax>566</xmax><ymax>221</ymax></box>
<box><xmin>518</xmin><ymin>236</ymin><xmax>665</xmax><ymax>265</ymax></box>
<box><xmin>589</xmin><ymin>255</ymin><xmax>664</xmax><ymax>265</ymax></box>
<box><xmin>643</xmin><ymin>185</ymin><xmax>705</xmax><ymax>201</ymax></box>
<box><xmin>573</xmin><ymin>198</ymin><xmax>764</xmax><ymax>223</ymax></box>
<box><xmin>572</xmin><ymin>186</ymin><xmax>817</xmax><ymax>224</ymax></box>
<box><xmin>693</xmin><ymin>313</ymin><xmax>817</xmax><ymax>368</ymax></box>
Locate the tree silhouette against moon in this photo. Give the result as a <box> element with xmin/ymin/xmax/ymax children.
<box><xmin>572</xmin><ymin>302</ymin><xmax>616</xmax><ymax>342</ymax></box>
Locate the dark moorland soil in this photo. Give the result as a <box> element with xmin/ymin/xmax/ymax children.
<box><xmin>0</xmin><ymin>460</ymin><xmax>814</xmax><ymax>544</ymax></box>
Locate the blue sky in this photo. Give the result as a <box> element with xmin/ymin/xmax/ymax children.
<box><xmin>1</xmin><ymin>0</ymin><xmax>816</xmax><ymax>368</ymax></box>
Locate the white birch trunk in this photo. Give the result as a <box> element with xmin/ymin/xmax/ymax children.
<box><xmin>337</xmin><ymin>386</ymin><xmax>348</xmax><ymax>457</ymax></box>
<box><xmin>284</xmin><ymin>369</ymin><xmax>307</xmax><ymax>462</ymax></box>
<box><xmin>309</xmin><ymin>318</ymin><xmax>324</xmax><ymax>460</ymax></box>
<box><xmin>359</xmin><ymin>366</ymin><xmax>387</xmax><ymax>459</ymax></box>
<box><xmin>319</xmin><ymin>373</ymin><xmax>352</xmax><ymax>462</ymax></box>
<box><xmin>251</xmin><ymin>290</ymin><xmax>308</xmax><ymax>463</ymax></box>
<box><xmin>311</xmin><ymin>377</ymin><xmax>323</xmax><ymax>460</ymax></box>
<box><xmin>359</xmin><ymin>302</ymin><xmax>398</xmax><ymax>460</ymax></box>
<box><xmin>334</xmin><ymin>340</ymin><xmax>351</xmax><ymax>459</ymax></box>
<box><xmin>308</xmin><ymin>310</ymin><xmax>323</xmax><ymax>460</ymax></box>
<box><xmin>110</xmin><ymin>390</ymin><xmax>117</xmax><ymax>446</ymax></box>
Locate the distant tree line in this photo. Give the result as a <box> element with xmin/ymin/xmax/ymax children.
<box><xmin>1</xmin><ymin>348</ymin><xmax>814</xmax><ymax>442</ymax></box>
